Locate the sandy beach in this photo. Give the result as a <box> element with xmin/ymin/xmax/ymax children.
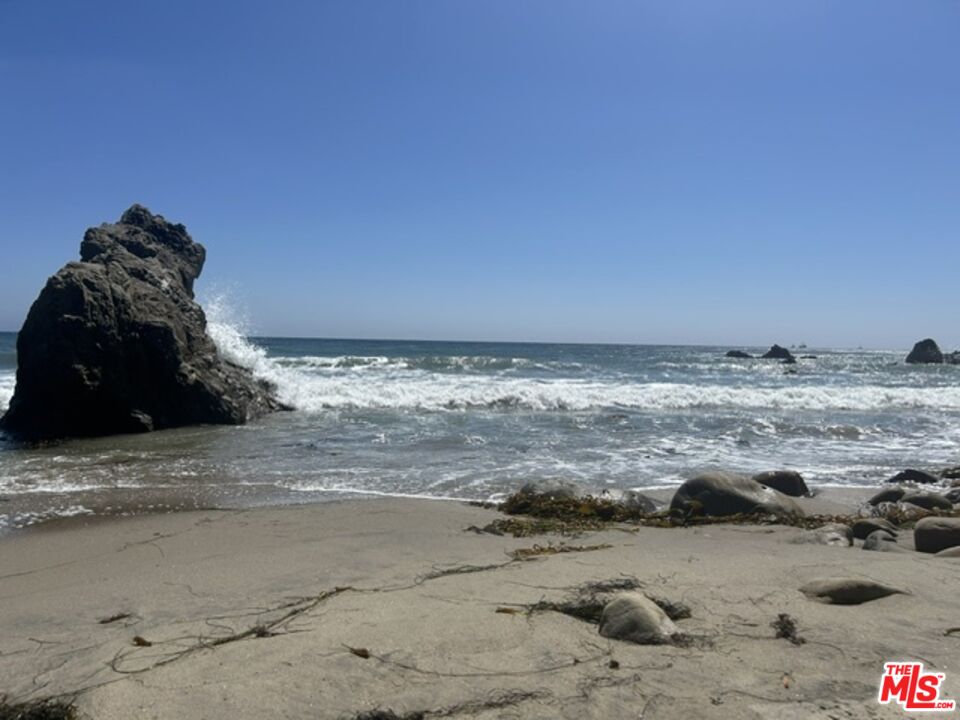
<box><xmin>2</xmin><ymin>490</ymin><xmax>958</xmax><ymax>719</ymax></box>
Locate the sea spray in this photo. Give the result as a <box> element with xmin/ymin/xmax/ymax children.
<box><xmin>203</xmin><ymin>294</ymin><xmax>309</xmax><ymax>411</ymax></box>
<box><xmin>0</xmin><ymin>374</ymin><xmax>14</xmax><ymax>414</ymax></box>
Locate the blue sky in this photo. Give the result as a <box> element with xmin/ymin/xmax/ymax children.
<box><xmin>1</xmin><ymin>1</ymin><xmax>958</xmax><ymax>347</ymax></box>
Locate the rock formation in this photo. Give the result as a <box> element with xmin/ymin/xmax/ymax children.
<box><xmin>761</xmin><ymin>344</ymin><xmax>795</xmax><ymax>361</ymax></box>
<box><xmin>752</xmin><ymin>470</ymin><xmax>809</xmax><ymax>497</ymax></box>
<box><xmin>0</xmin><ymin>205</ymin><xmax>284</xmax><ymax>439</ymax></box>
<box><xmin>906</xmin><ymin>338</ymin><xmax>944</xmax><ymax>364</ymax></box>
<box><xmin>669</xmin><ymin>472</ymin><xmax>803</xmax><ymax>517</ymax></box>
<box><xmin>886</xmin><ymin>468</ymin><xmax>939</xmax><ymax>484</ymax></box>
<box><xmin>913</xmin><ymin>517</ymin><xmax>960</xmax><ymax>554</ymax></box>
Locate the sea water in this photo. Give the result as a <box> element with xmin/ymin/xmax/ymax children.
<box><xmin>1</xmin><ymin>310</ymin><xmax>959</xmax><ymax>530</ymax></box>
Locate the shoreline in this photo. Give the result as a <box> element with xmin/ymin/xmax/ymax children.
<box><xmin>3</xmin><ymin>491</ymin><xmax>958</xmax><ymax>719</ymax></box>
<box><xmin>0</xmin><ymin>481</ymin><xmax>891</xmax><ymax>538</ymax></box>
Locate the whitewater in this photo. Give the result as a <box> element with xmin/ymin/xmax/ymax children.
<box><xmin>1</xmin><ymin>305</ymin><xmax>959</xmax><ymax>530</ymax></box>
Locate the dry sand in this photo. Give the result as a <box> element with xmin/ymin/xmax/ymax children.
<box><xmin>1</xmin><ymin>490</ymin><xmax>958</xmax><ymax>719</ymax></box>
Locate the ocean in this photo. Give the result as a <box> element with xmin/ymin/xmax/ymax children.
<box><xmin>1</xmin><ymin>315</ymin><xmax>959</xmax><ymax>531</ymax></box>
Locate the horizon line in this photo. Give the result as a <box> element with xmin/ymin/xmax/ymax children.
<box><xmin>0</xmin><ymin>329</ymin><xmax>912</xmax><ymax>352</ymax></box>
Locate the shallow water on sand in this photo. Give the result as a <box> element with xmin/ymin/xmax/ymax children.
<box><xmin>1</xmin><ymin>320</ymin><xmax>959</xmax><ymax>530</ymax></box>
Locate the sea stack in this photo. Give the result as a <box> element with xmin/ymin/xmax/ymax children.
<box><xmin>905</xmin><ymin>338</ymin><xmax>944</xmax><ymax>364</ymax></box>
<box><xmin>0</xmin><ymin>205</ymin><xmax>284</xmax><ymax>439</ymax></box>
<box><xmin>761</xmin><ymin>344</ymin><xmax>795</xmax><ymax>361</ymax></box>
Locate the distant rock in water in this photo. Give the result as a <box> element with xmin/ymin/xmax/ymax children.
<box><xmin>0</xmin><ymin>205</ymin><xmax>284</xmax><ymax>439</ymax></box>
<box><xmin>905</xmin><ymin>338</ymin><xmax>943</xmax><ymax>364</ymax></box>
<box><xmin>724</xmin><ymin>350</ymin><xmax>752</xmax><ymax>359</ymax></box>
<box><xmin>761</xmin><ymin>344</ymin><xmax>795</xmax><ymax>361</ymax></box>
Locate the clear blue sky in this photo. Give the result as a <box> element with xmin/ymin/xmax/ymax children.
<box><xmin>1</xmin><ymin>1</ymin><xmax>958</xmax><ymax>347</ymax></box>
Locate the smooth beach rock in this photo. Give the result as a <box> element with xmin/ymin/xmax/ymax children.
<box><xmin>598</xmin><ymin>592</ymin><xmax>679</xmax><ymax>645</ymax></box>
<box><xmin>914</xmin><ymin>517</ymin><xmax>960</xmax><ymax>554</ymax></box>
<box><xmin>852</xmin><ymin>518</ymin><xmax>898</xmax><ymax>540</ymax></box>
<box><xmin>618</xmin><ymin>490</ymin><xmax>658</xmax><ymax>514</ymax></box>
<box><xmin>761</xmin><ymin>344</ymin><xmax>795</xmax><ymax>361</ymax></box>
<box><xmin>934</xmin><ymin>546</ymin><xmax>960</xmax><ymax>559</ymax></box>
<box><xmin>905</xmin><ymin>338</ymin><xmax>944</xmax><ymax>364</ymax></box>
<box><xmin>795</xmin><ymin>523</ymin><xmax>852</xmax><ymax>547</ymax></box>
<box><xmin>900</xmin><ymin>491</ymin><xmax>952</xmax><ymax>511</ymax></box>
<box><xmin>0</xmin><ymin>205</ymin><xmax>284</xmax><ymax>439</ymax></box>
<box><xmin>518</xmin><ymin>478</ymin><xmax>581</xmax><ymax>500</ymax></box>
<box><xmin>725</xmin><ymin>350</ymin><xmax>752</xmax><ymax>358</ymax></box>
<box><xmin>885</xmin><ymin>469</ymin><xmax>939</xmax><ymax>485</ymax></box>
<box><xmin>669</xmin><ymin>472</ymin><xmax>803</xmax><ymax>518</ymax></box>
<box><xmin>752</xmin><ymin>470</ymin><xmax>809</xmax><ymax>497</ymax></box>
<box><xmin>800</xmin><ymin>577</ymin><xmax>905</xmax><ymax>605</ymax></box>
<box><xmin>868</xmin><ymin>487</ymin><xmax>906</xmax><ymax>506</ymax></box>
<box><xmin>862</xmin><ymin>530</ymin><xmax>903</xmax><ymax>552</ymax></box>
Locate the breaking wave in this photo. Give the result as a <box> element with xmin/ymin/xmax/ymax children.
<box><xmin>203</xmin><ymin>305</ymin><xmax>960</xmax><ymax>414</ymax></box>
<box><xmin>0</xmin><ymin>372</ymin><xmax>14</xmax><ymax>413</ymax></box>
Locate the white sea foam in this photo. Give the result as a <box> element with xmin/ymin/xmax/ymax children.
<box><xmin>202</xmin><ymin>297</ymin><xmax>960</xmax><ymax>414</ymax></box>
<box><xmin>0</xmin><ymin>371</ymin><xmax>14</xmax><ymax>412</ymax></box>
<box><xmin>208</xmin><ymin>340</ymin><xmax>960</xmax><ymax>415</ymax></box>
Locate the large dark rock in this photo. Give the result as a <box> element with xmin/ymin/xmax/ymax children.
<box><xmin>905</xmin><ymin>338</ymin><xmax>943</xmax><ymax>364</ymax></box>
<box><xmin>901</xmin><ymin>491</ymin><xmax>952</xmax><ymax>511</ymax></box>
<box><xmin>724</xmin><ymin>350</ymin><xmax>752</xmax><ymax>359</ymax></box>
<box><xmin>867</xmin><ymin>487</ymin><xmax>906</xmax><ymax>505</ymax></box>
<box><xmin>852</xmin><ymin>518</ymin><xmax>898</xmax><ymax>540</ymax></box>
<box><xmin>0</xmin><ymin>205</ymin><xmax>284</xmax><ymax>439</ymax></box>
<box><xmin>752</xmin><ymin>470</ymin><xmax>809</xmax><ymax>497</ymax></box>
<box><xmin>761</xmin><ymin>344</ymin><xmax>795</xmax><ymax>361</ymax></box>
<box><xmin>885</xmin><ymin>469</ymin><xmax>940</xmax><ymax>485</ymax></box>
<box><xmin>670</xmin><ymin>472</ymin><xmax>803</xmax><ymax>518</ymax></box>
<box><xmin>914</xmin><ymin>517</ymin><xmax>960</xmax><ymax>553</ymax></box>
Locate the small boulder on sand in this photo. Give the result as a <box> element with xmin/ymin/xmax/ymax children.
<box><xmin>862</xmin><ymin>530</ymin><xmax>903</xmax><ymax>553</ymax></box>
<box><xmin>618</xmin><ymin>490</ymin><xmax>658</xmax><ymax>514</ymax></box>
<box><xmin>914</xmin><ymin>517</ymin><xmax>960</xmax><ymax>554</ymax></box>
<box><xmin>886</xmin><ymin>469</ymin><xmax>939</xmax><ymax>484</ymax></box>
<box><xmin>670</xmin><ymin>472</ymin><xmax>803</xmax><ymax>518</ymax></box>
<box><xmin>852</xmin><ymin>518</ymin><xmax>898</xmax><ymax>540</ymax></box>
<box><xmin>795</xmin><ymin>523</ymin><xmax>852</xmax><ymax>547</ymax></box>
<box><xmin>900</xmin><ymin>491</ymin><xmax>952</xmax><ymax>511</ymax></box>
<box><xmin>868</xmin><ymin>487</ymin><xmax>906</xmax><ymax>505</ymax></box>
<box><xmin>800</xmin><ymin>577</ymin><xmax>905</xmax><ymax>605</ymax></box>
<box><xmin>598</xmin><ymin>592</ymin><xmax>680</xmax><ymax>645</ymax></box>
<box><xmin>518</xmin><ymin>479</ymin><xmax>582</xmax><ymax>500</ymax></box>
<box><xmin>752</xmin><ymin>470</ymin><xmax>809</xmax><ymax>497</ymax></box>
